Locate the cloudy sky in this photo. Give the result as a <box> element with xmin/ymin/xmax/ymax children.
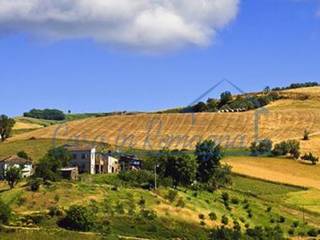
<box><xmin>1</xmin><ymin>0</ymin><xmax>320</xmax><ymax>115</ymax></box>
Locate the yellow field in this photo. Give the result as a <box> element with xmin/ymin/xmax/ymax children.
<box><xmin>13</xmin><ymin>121</ymin><xmax>43</xmax><ymax>130</ymax></box>
<box><xmin>224</xmin><ymin>156</ymin><xmax>320</xmax><ymax>189</ymax></box>
<box><xmin>7</xmin><ymin>87</ymin><xmax>320</xmax><ymax>156</ymax></box>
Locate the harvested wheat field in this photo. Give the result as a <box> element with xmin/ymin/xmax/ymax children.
<box><xmin>8</xmin><ymin>87</ymin><xmax>320</xmax><ymax>154</ymax></box>
<box><xmin>224</xmin><ymin>156</ymin><xmax>320</xmax><ymax>189</ymax></box>
<box><xmin>13</xmin><ymin>121</ymin><xmax>43</xmax><ymax>130</ymax></box>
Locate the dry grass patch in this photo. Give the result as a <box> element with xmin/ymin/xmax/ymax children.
<box><xmin>224</xmin><ymin>156</ymin><xmax>320</xmax><ymax>189</ymax></box>
<box><xmin>13</xmin><ymin>121</ymin><xmax>43</xmax><ymax>130</ymax></box>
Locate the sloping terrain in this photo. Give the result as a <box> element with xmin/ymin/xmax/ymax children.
<box><xmin>223</xmin><ymin>156</ymin><xmax>320</xmax><ymax>190</ymax></box>
<box><xmin>8</xmin><ymin>87</ymin><xmax>320</xmax><ymax>156</ymax></box>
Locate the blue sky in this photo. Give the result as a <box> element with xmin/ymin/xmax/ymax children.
<box><xmin>1</xmin><ymin>0</ymin><xmax>320</xmax><ymax>116</ymax></box>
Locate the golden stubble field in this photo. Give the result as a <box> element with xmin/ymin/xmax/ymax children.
<box><xmin>8</xmin><ymin>87</ymin><xmax>320</xmax><ymax>156</ymax></box>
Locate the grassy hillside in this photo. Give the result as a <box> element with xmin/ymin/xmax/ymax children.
<box><xmin>1</xmin><ymin>174</ymin><xmax>319</xmax><ymax>240</ymax></box>
<box><xmin>0</xmin><ymin>139</ymin><xmax>69</xmax><ymax>161</ymax></box>
<box><xmin>8</xmin><ymin>87</ymin><xmax>320</xmax><ymax>156</ymax></box>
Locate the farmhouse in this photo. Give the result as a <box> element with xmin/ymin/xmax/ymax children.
<box><xmin>0</xmin><ymin>155</ymin><xmax>33</xmax><ymax>179</ymax></box>
<box><xmin>65</xmin><ymin>145</ymin><xmax>97</xmax><ymax>174</ymax></box>
<box><xmin>65</xmin><ymin>145</ymin><xmax>120</xmax><ymax>175</ymax></box>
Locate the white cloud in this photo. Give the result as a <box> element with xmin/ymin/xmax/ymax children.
<box><xmin>0</xmin><ymin>0</ymin><xmax>239</xmax><ymax>52</ymax></box>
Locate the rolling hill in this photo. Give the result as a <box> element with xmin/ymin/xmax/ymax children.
<box><xmin>8</xmin><ymin>87</ymin><xmax>320</xmax><ymax>156</ymax></box>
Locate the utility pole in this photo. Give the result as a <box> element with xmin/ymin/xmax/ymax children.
<box><xmin>154</xmin><ymin>163</ymin><xmax>159</xmax><ymax>190</ymax></box>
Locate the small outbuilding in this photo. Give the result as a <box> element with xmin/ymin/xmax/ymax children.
<box><xmin>60</xmin><ymin>167</ymin><xmax>79</xmax><ymax>181</ymax></box>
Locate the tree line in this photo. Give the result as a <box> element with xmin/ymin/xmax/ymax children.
<box><xmin>24</xmin><ymin>108</ymin><xmax>66</xmax><ymax>121</ymax></box>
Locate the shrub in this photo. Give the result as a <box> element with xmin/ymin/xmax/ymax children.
<box><xmin>209</xmin><ymin>212</ymin><xmax>217</xmax><ymax>221</ymax></box>
<box><xmin>303</xmin><ymin>129</ymin><xmax>310</xmax><ymax>141</ymax></box>
<box><xmin>210</xmin><ymin>226</ymin><xmax>242</xmax><ymax>240</ymax></box>
<box><xmin>266</xmin><ymin>206</ymin><xmax>272</xmax><ymax>212</ymax></box>
<box><xmin>59</xmin><ymin>205</ymin><xmax>96</xmax><ymax>232</ymax></box>
<box><xmin>221</xmin><ymin>215</ymin><xmax>229</xmax><ymax>225</ymax></box>
<box><xmin>103</xmin><ymin>199</ymin><xmax>114</xmax><ymax>216</ymax></box>
<box><xmin>29</xmin><ymin>178</ymin><xmax>42</xmax><ymax>192</ymax></box>
<box><xmin>292</xmin><ymin>221</ymin><xmax>299</xmax><ymax>228</ymax></box>
<box><xmin>231</xmin><ymin>197</ymin><xmax>239</xmax><ymax>205</ymax></box>
<box><xmin>54</xmin><ymin>194</ymin><xmax>60</xmax><ymax>202</ymax></box>
<box><xmin>278</xmin><ymin>216</ymin><xmax>286</xmax><ymax>223</ymax></box>
<box><xmin>233</xmin><ymin>221</ymin><xmax>241</xmax><ymax>231</ymax></box>
<box><xmin>0</xmin><ymin>200</ymin><xmax>11</xmax><ymax>224</ymax></box>
<box><xmin>222</xmin><ymin>192</ymin><xmax>230</xmax><ymax>203</ymax></box>
<box><xmin>301</xmin><ymin>153</ymin><xmax>319</xmax><ymax>165</ymax></box>
<box><xmin>307</xmin><ymin>228</ymin><xmax>318</xmax><ymax>237</ymax></box>
<box><xmin>115</xmin><ymin>203</ymin><xmax>125</xmax><ymax>215</ymax></box>
<box><xmin>288</xmin><ymin>228</ymin><xmax>295</xmax><ymax>235</ymax></box>
<box><xmin>48</xmin><ymin>206</ymin><xmax>64</xmax><ymax>217</ymax></box>
<box><xmin>199</xmin><ymin>214</ymin><xmax>205</xmax><ymax>220</ymax></box>
<box><xmin>138</xmin><ymin>197</ymin><xmax>146</xmax><ymax>209</ymax></box>
<box><xmin>17</xmin><ymin>196</ymin><xmax>27</xmax><ymax>206</ymax></box>
<box><xmin>176</xmin><ymin>198</ymin><xmax>185</xmax><ymax>208</ymax></box>
<box><xmin>140</xmin><ymin>209</ymin><xmax>157</xmax><ymax>221</ymax></box>
<box><xmin>17</xmin><ymin>151</ymin><xmax>30</xmax><ymax>160</ymax></box>
<box><xmin>27</xmin><ymin>214</ymin><xmax>46</xmax><ymax>224</ymax></box>
<box><xmin>166</xmin><ymin>190</ymin><xmax>178</xmax><ymax>203</ymax></box>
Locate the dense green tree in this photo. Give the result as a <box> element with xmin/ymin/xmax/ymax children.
<box><xmin>5</xmin><ymin>166</ymin><xmax>22</xmax><ymax>189</ymax></box>
<box><xmin>192</xmin><ymin>102</ymin><xmax>208</xmax><ymax>112</ymax></box>
<box><xmin>207</xmin><ymin>98</ymin><xmax>218</xmax><ymax>112</ymax></box>
<box><xmin>159</xmin><ymin>150</ymin><xmax>198</xmax><ymax>186</ymax></box>
<box><xmin>0</xmin><ymin>115</ymin><xmax>15</xmax><ymax>142</ymax></box>
<box><xmin>287</xmin><ymin>140</ymin><xmax>300</xmax><ymax>159</ymax></box>
<box><xmin>195</xmin><ymin>140</ymin><xmax>223</xmax><ymax>182</ymax></box>
<box><xmin>35</xmin><ymin>146</ymin><xmax>71</xmax><ymax>181</ymax></box>
<box><xmin>219</xmin><ymin>91</ymin><xmax>233</xmax><ymax>107</ymax></box>
<box><xmin>250</xmin><ymin>139</ymin><xmax>273</xmax><ymax>156</ymax></box>
<box><xmin>272</xmin><ymin>141</ymin><xmax>290</xmax><ymax>156</ymax></box>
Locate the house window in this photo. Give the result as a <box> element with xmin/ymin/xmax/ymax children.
<box><xmin>81</xmin><ymin>153</ymin><xmax>86</xmax><ymax>159</ymax></box>
<box><xmin>73</xmin><ymin>154</ymin><xmax>77</xmax><ymax>159</ymax></box>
